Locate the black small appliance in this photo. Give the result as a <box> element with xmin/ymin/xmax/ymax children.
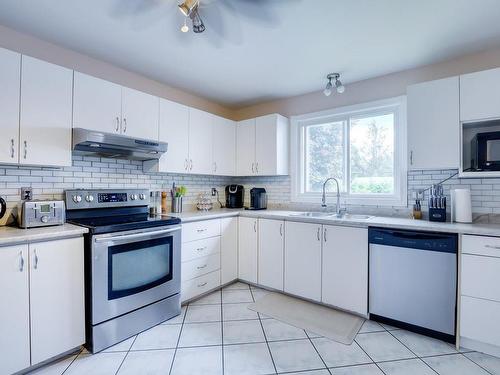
<box><xmin>247</xmin><ymin>188</ymin><xmax>267</xmax><ymax>210</ymax></box>
<box><xmin>471</xmin><ymin>130</ymin><xmax>500</xmax><ymax>171</ymax></box>
<box><xmin>225</xmin><ymin>185</ymin><xmax>244</xmax><ymax>208</ymax></box>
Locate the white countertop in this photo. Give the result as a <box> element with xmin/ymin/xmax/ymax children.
<box><xmin>0</xmin><ymin>224</ymin><xmax>88</xmax><ymax>246</ymax></box>
<box><xmin>172</xmin><ymin>209</ymin><xmax>500</xmax><ymax>237</ymax></box>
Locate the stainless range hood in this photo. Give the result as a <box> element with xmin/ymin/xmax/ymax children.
<box><xmin>72</xmin><ymin>128</ymin><xmax>168</xmax><ymax>161</ymax></box>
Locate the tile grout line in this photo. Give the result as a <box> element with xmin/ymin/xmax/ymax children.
<box><xmin>168</xmin><ymin>303</ymin><xmax>189</xmax><ymax>375</ymax></box>
<box><xmin>220</xmin><ymin>291</ymin><xmax>225</xmax><ymax>375</ymax></box>
<box><xmin>60</xmin><ymin>347</ymin><xmax>84</xmax><ymax>374</ymax></box>
<box><xmin>458</xmin><ymin>353</ymin><xmax>494</xmax><ymax>375</ymax></box>
<box><xmin>304</xmin><ymin>331</ymin><xmax>333</xmax><ymax>375</ymax></box>
<box><xmin>250</xmin><ymin>287</ymin><xmax>279</xmax><ymax>375</ymax></box>
<box><xmin>113</xmin><ymin>335</ymin><xmax>138</xmax><ymax>375</ymax></box>
<box><xmin>353</xmin><ymin>336</ymin><xmax>389</xmax><ymax>375</ymax></box>
<box><xmin>383</xmin><ymin>329</ymin><xmax>439</xmax><ymax>375</ymax></box>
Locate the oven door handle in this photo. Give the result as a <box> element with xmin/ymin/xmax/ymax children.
<box><xmin>94</xmin><ymin>226</ymin><xmax>181</xmax><ymax>243</ymax></box>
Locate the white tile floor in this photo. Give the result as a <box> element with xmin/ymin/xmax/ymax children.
<box><xmin>29</xmin><ymin>282</ymin><xmax>500</xmax><ymax>375</ymax></box>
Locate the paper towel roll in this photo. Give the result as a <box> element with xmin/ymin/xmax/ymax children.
<box><xmin>451</xmin><ymin>189</ymin><xmax>472</xmax><ymax>223</ymax></box>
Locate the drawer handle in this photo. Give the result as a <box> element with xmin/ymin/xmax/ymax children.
<box><xmin>196</xmin><ymin>247</ymin><xmax>207</xmax><ymax>252</ymax></box>
<box><xmin>197</xmin><ymin>282</ymin><xmax>208</xmax><ymax>288</ymax></box>
<box><xmin>197</xmin><ymin>229</ymin><xmax>207</xmax><ymax>233</ymax></box>
<box><xmin>197</xmin><ymin>264</ymin><xmax>208</xmax><ymax>270</ymax></box>
<box><xmin>485</xmin><ymin>245</ymin><xmax>500</xmax><ymax>250</ymax></box>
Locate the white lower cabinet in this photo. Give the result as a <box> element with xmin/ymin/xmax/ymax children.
<box><xmin>238</xmin><ymin>217</ymin><xmax>258</xmax><ymax>284</ymax></box>
<box><xmin>284</xmin><ymin>221</ymin><xmax>322</xmax><ymax>301</ymax></box>
<box><xmin>0</xmin><ymin>244</ymin><xmax>30</xmax><ymax>375</ymax></box>
<box><xmin>321</xmin><ymin>225</ymin><xmax>368</xmax><ymax>315</ymax></box>
<box><xmin>258</xmin><ymin>219</ymin><xmax>284</xmax><ymax>291</ymax></box>
<box><xmin>0</xmin><ymin>237</ymin><xmax>84</xmax><ymax>375</ymax></box>
<box><xmin>460</xmin><ymin>234</ymin><xmax>500</xmax><ymax>355</ymax></box>
<box><xmin>29</xmin><ymin>238</ymin><xmax>85</xmax><ymax>365</ymax></box>
<box><xmin>221</xmin><ymin>217</ymin><xmax>238</xmax><ymax>285</ymax></box>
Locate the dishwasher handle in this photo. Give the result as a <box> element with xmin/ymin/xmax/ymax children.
<box><xmin>368</xmin><ymin>227</ymin><xmax>457</xmax><ymax>253</ymax></box>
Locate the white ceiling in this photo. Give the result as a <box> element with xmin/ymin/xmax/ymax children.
<box><xmin>1</xmin><ymin>0</ymin><xmax>500</xmax><ymax>108</ymax></box>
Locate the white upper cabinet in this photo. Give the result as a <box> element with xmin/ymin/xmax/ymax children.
<box><xmin>407</xmin><ymin>76</ymin><xmax>460</xmax><ymax>170</ymax></box>
<box><xmin>0</xmin><ymin>47</ymin><xmax>21</xmax><ymax>164</ymax></box>
<box><xmin>0</xmin><ymin>244</ymin><xmax>30</xmax><ymax>375</ymax></box>
<box><xmin>29</xmin><ymin>238</ymin><xmax>85</xmax><ymax>365</ymax></box>
<box><xmin>236</xmin><ymin>114</ymin><xmax>289</xmax><ymax>176</ymax></box>
<box><xmin>212</xmin><ymin>115</ymin><xmax>236</xmax><ymax>176</ymax></box>
<box><xmin>256</xmin><ymin>114</ymin><xmax>289</xmax><ymax>175</ymax></box>
<box><xmin>236</xmin><ymin>119</ymin><xmax>256</xmax><ymax>175</ymax></box>
<box><xmin>121</xmin><ymin>87</ymin><xmax>159</xmax><ymax>140</ymax></box>
<box><xmin>148</xmin><ymin>99</ymin><xmax>190</xmax><ymax>174</ymax></box>
<box><xmin>20</xmin><ymin>55</ymin><xmax>73</xmax><ymax>167</ymax></box>
<box><xmin>460</xmin><ymin>67</ymin><xmax>500</xmax><ymax>122</ymax></box>
<box><xmin>284</xmin><ymin>221</ymin><xmax>322</xmax><ymax>301</ymax></box>
<box><xmin>321</xmin><ymin>225</ymin><xmax>368</xmax><ymax>315</ymax></box>
<box><xmin>258</xmin><ymin>219</ymin><xmax>284</xmax><ymax>291</ymax></box>
<box><xmin>188</xmin><ymin>108</ymin><xmax>214</xmax><ymax>174</ymax></box>
<box><xmin>73</xmin><ymin>72</ymin><xmax>122</xmax><ymax>134</ymax></box>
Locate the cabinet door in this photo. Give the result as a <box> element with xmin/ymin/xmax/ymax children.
<box><xmin>188</xmin><ymin>108</ymin><xmax>213</xmax><ymax>174</ymax></box>
<box><xmin>221</xmin><ymin>217</ymin><xmax>238</xmax><ymax>284</ymax></box>
<box><xmin>19</xmin><ymin>56</ymin><xmax>73</xmax><ymax>167</ymax></box>
<box><xmin>236</xmin><ymin>119</ymin><xmax>256</xmax><ymax>176</ymax></box>
<box><xmin>29</xmin><ymin>237</ymin><xmax>85</xmax><ymax>365</ymax></box>
<box><xmin>460</xmin><ymin>68</ymin><xmax>500</xmax><ymax>122</ymax></box>
<box><xmin>121</xmin><ymin>87</ymin><xmax>159</xmax><ymax>140</ymax></box>
<box><xmin>238</xmin><ymin>217</ymin><xmax>258</xmax><ymax>283</ymax></box>
<box><xmin>258</xmin><ymin>219</ymin><xmax>284</xmax><ymax>290</ymax></box>
<box><xmin>155</xmin><ymin>99</ymin><xmax>190</xmax><ymax>173</ymax></box>
<box><xmin>73</xmin><ymin>72</ymin><xmax>122</xmax><ymax>134</ymax></box>
<box><xmin>0</xmin><ymin>245</ymin><xmax>30</xmax><ymax>375</ymax></box>
<box><xmin>407</xmin><ymin>77</ymin><xmax>459</xmax><ymax>170</ymax></box>
<box><xmin>213</xmin><ymin>116</ymin><xmax>236</xmax><ymax>176</ymax></box>
<box><xmin>321</xmin><ymin>225</ymin><xmax>368</xmax><ymax>315</ymax></box>
<box><xmin>0</xmin><ymin>47</ymin><xmax>21</xmax><ymax>164</ymax></box>
<box><xmin>284</xmin><ymin>222</ymin><xmax>322</xmax><ymax>301</ymax></box>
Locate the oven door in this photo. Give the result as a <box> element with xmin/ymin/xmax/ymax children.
<box><xmin>91</xmin><ymin>225</ymin><xmax>181</xmax><ymax>325</ymax></box>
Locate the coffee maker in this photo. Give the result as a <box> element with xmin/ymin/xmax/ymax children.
<box><xmin>248</xmin><ymin>188</ymin><xmax>267</xmax><ymax>210</ymax></box>
<box><xmin>225</xmin><ymin>185</ymin><xmax>244</xmax><ymax>208</ymax></box>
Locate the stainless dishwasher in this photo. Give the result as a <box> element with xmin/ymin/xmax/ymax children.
<box><xmin>369</xmin><ymin>227</ymin><xmax>457</xmax><ymax>343</ymax></box>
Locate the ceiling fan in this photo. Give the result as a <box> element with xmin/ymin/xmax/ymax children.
<box><xmin>178</xmin><ymin>0</ymin><xmax>205</xmax><ymax>33</ymax></box>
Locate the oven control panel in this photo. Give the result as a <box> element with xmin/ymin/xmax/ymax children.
<box><xmin>65</xmin><ymin>189</ymin><xmax>149</xmax><ymax>210</ymax></box>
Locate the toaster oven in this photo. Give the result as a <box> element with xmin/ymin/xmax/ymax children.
<box><xmin>18</xmin><ymin>200</ymin><xmax>65</xmax><ymax>228</ymax></box>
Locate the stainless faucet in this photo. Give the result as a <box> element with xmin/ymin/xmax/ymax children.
<box><xmin>321</xmin><ymin>177</ymin><xmax>344</xmax><ymax>217</ymax></box>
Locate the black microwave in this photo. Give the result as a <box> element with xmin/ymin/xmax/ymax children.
<box><xmin>471</xmin><ymin>131</ymin><xmax>500</xmax><ymax>171</ymax></box>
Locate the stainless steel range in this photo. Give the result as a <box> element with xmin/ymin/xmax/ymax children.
<box><xmin>65</xmin><ymin>189</ymin><xmax>181</xmax><ymax>353</ymax></box>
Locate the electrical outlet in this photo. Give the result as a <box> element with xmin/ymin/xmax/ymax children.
<box><xmin>21</xmin><ymin>187</ymin><xmax>33</xmax><ymax>201</ymax></box>
<box><xmin>417</xmin><ymin>190</ymin><xmax>424</xmax><ymax>200</ymax></box>
<box><xmin>211</xmin><ymin>188</ymin><xmax>217</xmax><ymax>197</ymax></box>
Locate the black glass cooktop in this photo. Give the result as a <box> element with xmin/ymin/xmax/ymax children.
<box><xmin>67</xmin><ymin>214</ymin><xmax>181</xmax><ymax>235</ymax></box>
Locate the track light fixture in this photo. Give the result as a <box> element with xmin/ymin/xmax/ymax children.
<box><xmin>324</xmin><ymin>73</ymin><xmax>345</xmax><ymax>97</ymax></box>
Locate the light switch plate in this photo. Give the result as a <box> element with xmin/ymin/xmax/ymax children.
<box><xmin>21</xmin><ymin>187</ymin><xmax>33</xmax><ymax>201</ymax></box>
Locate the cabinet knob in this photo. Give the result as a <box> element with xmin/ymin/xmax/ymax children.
<box><xmin>115</xmin><ymin>117</ymin><xmax>120</xmax><ymax>132</ymax></box>
<box><xmin>10</xmin><ymin>139</ymin><xmax>15</xmax><ymax>158</ymax></box>
<box><xmin>23</xmin><ymin>140</ymin><xmax>27</xmax><ymax>159</ymax></box>
<box><xmin>123</xmin><ymin>118</ymin><xmax>127</xmax><ymax>133</ymax></box>
<box><xmin>33</xmin><ymin>249</ymin><xmax>39</xmax><ymax>270</ymax></box>
<box><xmin>18</xmin><ymin>251</ymin><xmax>24</xmax><ymax>272</ymax></box>
<box><xmin>410</xmin><ymin>150</ymin><xmax>413</xmax><ymax>165</ymax></box>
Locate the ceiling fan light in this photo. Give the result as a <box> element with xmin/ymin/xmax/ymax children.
<box><xmin>178</xmin><ymin>0</ymin><xmax>198</xmax><ymax>17</ymax></box>
<box><xmin>181</xmin><ymin>18</ymin><xmax>189</xmax><ymax>33</ymax></box>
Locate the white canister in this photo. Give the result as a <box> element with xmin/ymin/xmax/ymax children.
<box><xmin>451</xmin><ymin>189</ymin><xmax>472</xmax><ymax>223</ymax></box>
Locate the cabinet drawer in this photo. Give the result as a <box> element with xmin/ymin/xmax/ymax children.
<box><xmin>462</xmin><ymin>235</ymin><xmax>500</xmax><ymax>257</ymax></box>
<box><xmin>181</xmin><ymin>270</ymin><xmax>220</xmax><ymax>303</ymax></box>
<box><xmin>182</xmin><ymin>220</ymin><xmax>220</xmax><ymax>243</ymax></box>
<box><xmin>460</xmin><ymin>295</ymin><xmax>500</xmax><ymax>347</ymax></box>
<box><xmin>181</xmin><ymin>253</ymin><xmax>220</xmax><ymax>282</ymax></box>
<box><xmin>462</xmin><ymin>254</ymin><xmax>500</xmax><ymax>302</ymax></box>
<box><xmin>182</xmin><ymin>237</ymin><xmax>221</xmax><ymax>262</ymax></box>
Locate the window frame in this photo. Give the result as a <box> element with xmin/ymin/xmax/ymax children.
<box><xmin>290</xmin><ymin>96</ymin><xmax>407</xmax><ymax>207</ymax></box>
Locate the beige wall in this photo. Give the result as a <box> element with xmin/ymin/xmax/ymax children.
<box><xmin>3</xmin><ymin>23</ymin><xmax>500</xmax><ymax>122</ymax></box>
<box><xmin>0</xmin><ymin>25</ymin><xmax>233</xmax><ymax>118</ymax></box>
<box><xmin>232</xmin><ymin>48</ymin><xmax>500</xmax><ymax>121</ymax></box>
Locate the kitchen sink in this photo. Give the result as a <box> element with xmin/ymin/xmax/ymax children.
<box><xmin>340</xmin><ymin>214</ymin><xmax>373</xmax><ymax>220</ymax></box>
<box><xmin>289</xmin><ymin>212</ymin><xmax>333</xmax><ymax>218</ymax></box>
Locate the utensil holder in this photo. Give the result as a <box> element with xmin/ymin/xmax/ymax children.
<box><xmin>172</xmin><ymin>197</ymin><xmax>183</xmax><ymax>213</ymax></box>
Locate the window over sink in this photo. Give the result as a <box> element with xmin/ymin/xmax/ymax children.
<box><xmin>291</xmin><ymin>96</ymin><xmax>407</xmax><ymax>206</ymax></box>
